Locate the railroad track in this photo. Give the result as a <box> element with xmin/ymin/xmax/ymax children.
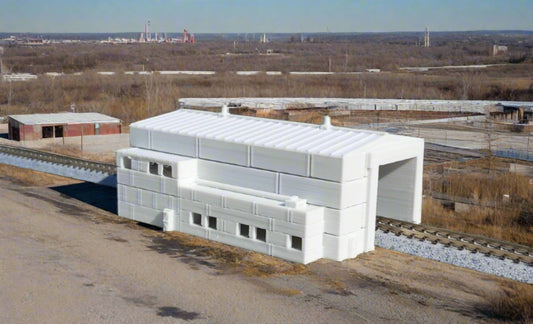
<box><xmin>376</xmin><ymin>216</ymin><xmax>533</xmax><ymax>266</ymax></box>
<box><xmin>2</xmin><ymin>144</ymin><xmax>531</xmax><ymax>266</ymax></box>
<box><xmin>0</xmin><ymin>144</ymin><xmax>116</xmax><ymax>174</ymax></box>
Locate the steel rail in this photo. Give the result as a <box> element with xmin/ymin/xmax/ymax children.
<box><xmin>376</xmin><ymin>216</ymin><xmax>533</xmax><ymax>266</ymax></box>
<box><xmin>0</xmin><ymin>144</ymin><xmax>116</xmax><ymax>174</ymax></box>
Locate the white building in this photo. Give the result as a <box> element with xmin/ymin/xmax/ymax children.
<box><xmin>116</xmin><ymin>107</ymin><xmax>424</xmax><ymax>264</ymax></box>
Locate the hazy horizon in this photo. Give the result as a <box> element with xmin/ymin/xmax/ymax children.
<box><xmin>2</xmin><ymin>0</ymin><xmax>532</xmax><ymax>34</ymax></box>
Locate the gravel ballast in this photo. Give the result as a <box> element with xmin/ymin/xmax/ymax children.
<box><xmin>375</xmin><ymin>229</ymin><xmax>533</xmax><ymax>284</ymax></box>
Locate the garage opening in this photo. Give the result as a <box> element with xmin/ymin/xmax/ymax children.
<box><xmin>376</xmin><ymin>158</ymin><xmax>417</xmax><ymax>222</ymax></box>
<box><xmin>54</xmin><ymin>125</ymin><xmax>63</xmax><ymax>137</ymax></box>
<box><xmin>42</xmin><ymin>126</ymin><xmax>53</xmax><ymax>138</ymax></box>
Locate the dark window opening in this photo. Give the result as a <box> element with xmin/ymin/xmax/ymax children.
<box><xmin>149</xmin><ymin>162</ymin><xmax>158</xmax><ymax>175</ymax></box>
<box><xmin>291</xmin><ymin>236</ymin><xmax>302</xmax><ymax>251</ymax></box>
<box><xmin>256</xmin><ymin>228</ymin><xmax>266</xmax><ymax>242</ymax></box>
<box><xmin>11</xmin><ymin>126</ymin><xmax>20</xmax><ymax>141</ymax></box>
<box><xmin>54</xmin><ymin>125</ymin><xmax>63</xmax><ymax>137</ymax></box>
<box><xmin>208</xmin><ymin>216</ymin><xmax>217</xmax><ymax>229</ymax></box>
<box><xmin>239</xmin><ymin>224</ymin><xmax>250</xmax><ymax>238</ymax></box>
<box><xmin>163</xmin><ymin>165</ymin><xmax>172</xmax><ymax>178</ymax></box>
<box><xmin>192</xmin><ymin>213</ymin><xmax>202</xmax><ymax>226</ymax></box>
<box><xmin>122</xmin><ymin>157</ymin><xmax>132</xmax><ymax>169</ymax></box>
<box><xmin>42</xmin><ymin>126</ymin><xmax>53</xmax><ymax>138</ymax></box>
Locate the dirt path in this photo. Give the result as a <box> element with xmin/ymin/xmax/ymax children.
<box><xmin>0</xmin><ymin>175</ymin><xmax>522</xmax><ymax>323</ymax></box>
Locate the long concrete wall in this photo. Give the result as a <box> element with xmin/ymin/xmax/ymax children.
<box><xmin>179</xmin><ymin>98</ymin><xmax>533</xmax><ymax>114</ymax></box>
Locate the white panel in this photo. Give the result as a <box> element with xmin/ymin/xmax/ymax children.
<box><xmin>303</xmin><ymin>233</ymin><xmax>323</xmax><ymax>252</ymax></box>
<box><xmin>323</xmin><ymin>231</ymin><xmax>365</xmax><ymax>261</ymax></box>
<box><xmin>311</xmin><ymin>153</ymin><xmax>366</xmax><ymax>182</ymax></box>
<box><xmin>223</xmin><ymin>220</ymin><xmax>238</xmax><ymax>235</ymax></box>
<box><xmin>130</xmin><ymin>127</ymin><xmax>150</xmax><ymax>148</ymax></box>
<box><xmin>310</xmin><ymin>154</ymin><xmax>343</xmax><ymax>181</ymax></box>
<box><xmin>194</xmin><ymin>190</ymin><xmax>223</xmax><ymax>207</ymax></box>
<box><xmin>151</xmin><ymin>130</ymin><xmax>197</xmax><ymax>157</ymax></box>
<box><xmin>132</xmin><ymin>172</ymin><xmax>161</xmax><ymax>192</ymax></box>
<box><xmin>280</xmin><ymin>174</ymin><xmax>367</xmax><ymax>209</ymax></box>
<box><xmin>180</xmin><ymin>199</ymin><xmax>208</xmax><ymax>218</ymax></box>
<box><xmin>199</xmin><ymin>138</ymin><xmax>249</xmax><ymax>166</ymax></box>
<box><xmin>268</xmin><ymin>231</ymin><xmax>289</xmax><ymax>247</ymax></box>
<box><xmin>154</xmin><ymin>193</ymin><xmax>172</xmax><ymax>210</ymax></box>
<box><xmin>118</xmin><ymin>201</ymin><xmax>134</xmax><ymax>220</ymax></box>
<box><xmin>197</xmin><ymin>160</ymin><xmax>278</xmax><ymax>193</ymax></box>
<box><xmin>290</xmin><ymin>207</ymin><xmax>324</xmax><ymax>225</ymax></box>
<box><xmin>175</xmin><ymin>159</ymin><xmax>198</xmax><ymax>179</ymax></box>
<box><xmin>273</xmin><ymin>219</ymin><xmax>323</xmax><ymax>238</ymax></box>
<box><xmin>124</xmin><ymin>186</ymin><xmax>138</xmax><ymax>204</ymax></box>
<box><xmin>255</xmin><ymin>204</ymin><xmax>289</xmax><ymax>222</ymax></box>
<box><xmin>225</xmin><ymin>196</ymin><xmax>254</xmax><ymax>214</ymax></box>
<box><xmin>162</xmin><ymin>177</ymin><xmax>178</xmax><ymax>196</ymax></box>
<box><xmin>181</xmin><ymin>222</ymin><xmax>208</xmax><ymax>238</ymax></box>
<box><xmin>252</xmin><ymin>146</ymin><xmax>308</xmax><ymax>176</ymax></box>
<box><xmin>271</xmin><ymin>246</ymin><xmax>305</xmax><ymax>264</ymax></box>
<box><xmin>117</xmin><ymin>168</ymin><xmax>133</xmax><ymax>186</ymax></box>
<box><xmin>139</xmin><ymin>189</ymin><xmax>154</xmax><ymax>208</ymax></box>
<box><xmin>323</xmin><ymin>205</ymin><xmax>366</xmax><ymax>236</ymax></box>
<box><xmin>117</xmin><ymin>184</ymin><xmax>125</xmax><ymax>201</ymax></box>
<box><xmin>133</xmin><ymin>205</ymin><xmax>164</xmax><ymax>228</ymax></box>
<box><xmin>179</xmin><ymin>186</ymin><xmax>194</xmax><ymax>200</ymax></box>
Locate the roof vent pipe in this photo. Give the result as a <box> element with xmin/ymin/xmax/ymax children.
<box><xmin>321</xmin><ymin>115</ymin><xmax>331</xmax><ymax>129</ymax></box>
<box><xmin>221</xmin><ymin>105</ymin><xmax>230</xmax><ymax>117</ymax></box>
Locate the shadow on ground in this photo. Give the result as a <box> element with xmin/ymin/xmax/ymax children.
<box><xmin>51</xmin><ymin>182</ymin><xmax>117</xmax><ymax>214</ymax></box>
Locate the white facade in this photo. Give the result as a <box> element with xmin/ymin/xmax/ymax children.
<box><xmin>116</xmin><ymin>108</ymin><xmax>424</xmax><ymax>264</ymax></box>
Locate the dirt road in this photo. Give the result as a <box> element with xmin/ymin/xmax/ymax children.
<box><xmin>0</xmin><ymin>175</ymin><xmax>521</xmax><ymax>323</ymax></box>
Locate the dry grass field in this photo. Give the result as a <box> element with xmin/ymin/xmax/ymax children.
<box><xmin>1</xmin><ymin>35</ymin><xmax>532</xmax><ymax>248</ymax></box>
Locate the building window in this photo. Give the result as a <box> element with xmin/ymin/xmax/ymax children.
<box><xmin>256</xmin><ymin>227</ymin><xmax>266</xmax><ymax>242</ymax></box>
<box><xmin>54</xmin><ymin>125</ymin><xmax>63</xmax><ymax>137</ymax></box>
<box><xmin>149</xmin><ymin>162</ymin><xmax>159</xmax><ymax>175</ymax></box>
<box><xmin>122</xmin><ymin>156</ymin><xmax>132</xmax><ymax>169</ymax></box>
<box><xmin>208</xmin><ymin>216</ymin><xmax>217</xmax><ymax>230</ymax></box>
<box><xmin>163</xmin><ymin>165</ymin><xmax>172</xmax><ymax>178</ymax></box>
<box><xmin>291</xmin><ymin>236</ymin><xmax>302</xmax><ymax>251</ymax></box>
<box><xmin>239</xmin><ymin>224</ymin><xmax>250</xmax><ymax>238</ymax></box>
<box><xmin>192</xmin><ymin>213</ymin><xmax>202</xmax><ymax>226</ymax></box>
<box><xmin>42</xmin><ymin>126</ymin><xmax>53</xmax><ymax>138</ymax></box>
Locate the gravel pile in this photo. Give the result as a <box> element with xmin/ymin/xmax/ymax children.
<box><xmin>375</xmin><ymin>229</ymin><xmax>533</xmax><ymax>284</ymax></box>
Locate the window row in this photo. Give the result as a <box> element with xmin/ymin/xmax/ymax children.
<box><xmin>191</xmin><ymin>212</ymin><xmax>302</xmax><ymax>250</ymax></box>
<box><xmin>122</xmin><ymin>157</ymin><xmax>173</xmax><ymax>178</ymax></box>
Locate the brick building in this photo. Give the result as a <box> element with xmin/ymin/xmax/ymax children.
<box><xmin>8</xmin><ymin>112</ymin><xmax>121</xmax><ymax>141</ymax></box>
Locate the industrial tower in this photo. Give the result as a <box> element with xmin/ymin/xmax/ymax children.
<box><xmin>424</xmin><ymin>27</ymin><xmax>430</xmax><ymax>48</ymax></box>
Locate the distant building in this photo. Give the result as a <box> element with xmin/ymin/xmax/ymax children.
<box><xmin>492</xmin><ymin>45</ymin><xmax>508</xmax><ymax>56</ymax></box>
<box><xmin>8</xmin><ymin>112</ymin><xmax>121</xmax><ymax>141</ymax></box>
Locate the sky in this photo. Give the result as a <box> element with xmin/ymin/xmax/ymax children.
<box><xmin>1</xmin><ymin>0</ymin><xmax>533</xmax><ymax>34</ymax></box>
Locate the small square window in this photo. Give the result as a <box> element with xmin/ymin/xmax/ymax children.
<box><xmin>192</xmin><ymin>213</ymin><xmax>202</xmax><ymax>226</ymax></box>
<box><xmin>256</xmin><ymin>228</ymin><xmax>266</xmax><ymax>242</ymax></box>
<box><xmin>208</xmin><ymin>216</ymin><xmax>217</xmax><ymax>229</ymax></box>
<box><xmin>291</xmin><ymin>236</ymin><xmax>302</xmax><ymax>251</ymax></box>
<box><xmin>149</xmin><ymin>162</ymin><xmax>159</xmax><ymax>175</ymax></box>
<box><xmin>122</xmin><ymin>157</ymin><xmax>132</xmax><ymax>169</ymax></box>
<box><xmin>239</xmin><ymin>224</ymin><xmax>250</xmax><ymax>238</ymax></box>
<box><xmin>163</xmin><ymin>165</ymin><xmax>172</xmax><ymax>178</ymax></box>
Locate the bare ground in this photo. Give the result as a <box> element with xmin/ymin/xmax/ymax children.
<box><xmin>0</xmin><ymin>168</ymin><xmax>530</xmax><ymax>323</ymax></box>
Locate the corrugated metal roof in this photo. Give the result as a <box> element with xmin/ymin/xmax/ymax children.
<box><xmin>9</xmin><ymin>112</ymin><xmax>120</xmax><ymax>125</ymax></box>
<box><xmin>131</xmin><ymin>109</ymin><xmax>402</xmax><ymax>157</ymax></box>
